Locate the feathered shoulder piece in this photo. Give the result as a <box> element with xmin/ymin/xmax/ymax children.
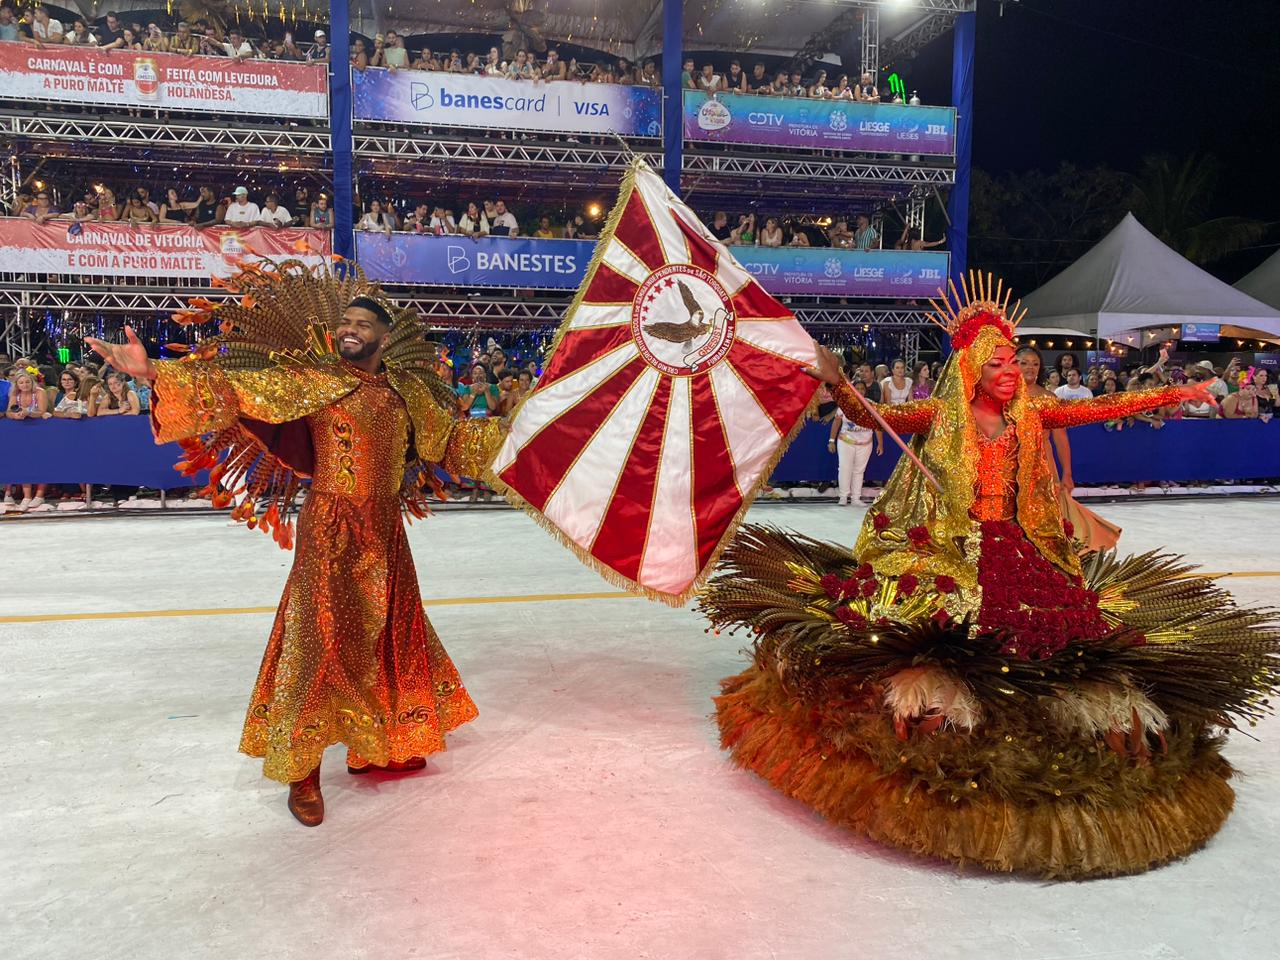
<box><xmin>169</xmin><ymin>258</ymin><xmax>457</xmax><ymax>546</ymax></box>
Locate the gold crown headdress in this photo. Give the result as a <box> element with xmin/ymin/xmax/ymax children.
<box><xmin>925</xmin><ymin>270</ymin><xmax>1026</xmax><ymax>350</ymax></box>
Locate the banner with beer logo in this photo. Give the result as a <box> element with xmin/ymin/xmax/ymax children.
<box><xmin>352</xmin><ymin>67</ymin><xmax>662</xmax><ymax>137</ymax></box>
<box><xmin>0</xmin><ymin>45</ymin><xmax>327</xmax><ymax>119</ymax></box>
<box><xmin>489</xmin><ymin>161</ymin><xmax>819</xmax><ymax>604</ymax></box>
<box><xmin>0</xmin><ymin>220</ymin><xmax>332</xmax><ymax>279</ymax></box>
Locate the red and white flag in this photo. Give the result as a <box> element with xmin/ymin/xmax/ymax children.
<box><xmin>489</xmin><ymin>161</ymin><xmax>818</xmax><ymax>604</ymax></box>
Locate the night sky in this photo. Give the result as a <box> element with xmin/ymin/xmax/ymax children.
<box><xmin>910</xmin><ymin>0</ymin><xmax>1280</xmax><ymax>246</ymax></box>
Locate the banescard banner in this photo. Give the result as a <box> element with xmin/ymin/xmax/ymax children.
<box><xmin>683</xmin><ymin>90</ymin><xmax>956</xmax><ymax>155</ymax></box>
<box><xmin>351</xmin><ymin>67</ymin><xmax>662</xmax><ymax>136</ymax></box>
<box><xmin>356</xmin><ymin>232</ymin><xmax>950</xmax><ymax>299</ymax></box>
<box><xmin>0</xmin><ymin>44</ymin><xmax>327</xmax><ymax>118</ymax></box>
<box><xmin>0</xmin><ymin>219</ymin><xmax>332</xmax><ymax>279</ymax></box>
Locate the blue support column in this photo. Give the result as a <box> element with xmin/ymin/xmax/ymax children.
<box><xmin>945</xmin><ymin>10</ymin><xmax>975</xmax><ymax>300</ymax></box>
<box><xmin>329</xmin><ymin>0</ymin><xmax>354</xmax><ymax>260</ymax></box>
<box><xmin>661</xmin><ymin>0</ymin><xmax>683</xmax><ymax>193</ymax></box>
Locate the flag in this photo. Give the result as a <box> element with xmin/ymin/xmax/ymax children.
<box><xmin>488</xmin><ymin>161</ymin><xmax>819</xmax><ymax>604</ymax></box>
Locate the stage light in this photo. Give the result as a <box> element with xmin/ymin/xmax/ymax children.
<box><xmin>34</xmin><ymin>179</ymin><xmax>45</xmax><ymax>190</ymax></box>
<box><xmin>587</xmin><ymin>203</ymin><xmax>602</xmax><ymax>218</ymax></box>
<box><xmin>1047</xmin><ymin>341</ymin><xmax>1054</xmax><ymax>348</ymax></box>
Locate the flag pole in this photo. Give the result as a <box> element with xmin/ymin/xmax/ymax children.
<box><xmin>842</xmin><ymin>383</ymin><xmax>943</xmax><ymax>494</ymax></box>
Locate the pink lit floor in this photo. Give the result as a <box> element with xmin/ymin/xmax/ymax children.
<box><xmin>3</xmin><ymin>499</ymin><xmax>1277</xmax><ymax>960</ymax></box>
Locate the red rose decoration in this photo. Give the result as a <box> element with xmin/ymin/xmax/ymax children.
<box><xmin>1063</xmin><ymin>519</ymin><xmax>1075</xmax><ymax>538</ymax></box>
<box><xmin>860</xmin><ymin>578</ymin><xmax>879</xmax><ymax>598</ymax></box>
<box><xmin>907</xmin><ymin>525</ymin><xmax>931</xmax><ymax>547</ymax></box>
<box><xmin>934</xmin><ymin>574</ymin><xmax>957</xmax><ymax>594</ymax></box>
<box><xmin>931</xmin><ymin>608</ymin><xmax>952</xmax><ymax>627</ymax></box>
<box><xmin>836</xmin><ymin>606</ymin><xmax>867</xmax><ymax>629</ymax></box>
<box><xmin>897</xmin><ymin>573</ymin><xmax>919</xmax><ymax>597</ymax></box>
<box><xmin>820</xmin><ymin>573</ymin><xmax>842</xmax><ymax>599</ymax></box>
<box><xmin>855</xmin><ymin>562</ymin><xmax>874</xmax><ymax>580</ymax></box>
<box><xmin>872</xmin><ymin>512</ymin><xmax>891</xmax><ymax>532</ymax></box>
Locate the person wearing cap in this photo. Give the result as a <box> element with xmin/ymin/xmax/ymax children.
<box><xmin>307</xmin><ymin>29</ymin><xmax>329</xmax><ymax>63</ymax></box>
<box><xmin>222</xmin><ymin>187</ymin><xmax>260</xmax><ymax>225</ymax></box>
<box><xmin>1192</xmin><ymin>359</ymin><xmax>1229</xmax><ymax>401</ymax></box>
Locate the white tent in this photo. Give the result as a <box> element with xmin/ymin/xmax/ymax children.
<box><xmin>1019</xmin><ymin>213</ymin><xmax>1280</xmax><ymax>341</ymax></box>
<box><xmin>1234</xmin><ymin>249</ymin><xmax>1280</xmax><ymax>310</ymax></box>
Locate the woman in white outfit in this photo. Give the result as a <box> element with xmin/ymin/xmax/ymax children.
<box><xmin>828</xmin><ymin>380</ymin><xmax>883</xmax><ymax>504</ymax></box>
<box><xmin>879</xmin><ymin>357</ymin><xmax>913</xmax><ymax>405</ymax></box>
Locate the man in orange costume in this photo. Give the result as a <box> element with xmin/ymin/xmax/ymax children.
<box><xmin>89</xmin><ymin>265</ymin><xmax>502</xmax><ymax>826</ymax></box>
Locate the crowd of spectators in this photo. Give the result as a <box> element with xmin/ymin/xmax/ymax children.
<box><xmin>4</xmin><ymin>183</ymin><xmax>333</xmax><ymax>230</ymax></box>
<box><xmin>1032</xmin><ymin>349</ymin><xmax>1277</xmax><ymax>424</ymax></box>
<box><xmin>0</xmin><ymin>338</ymin><xmax>542</xmax><ymax>510</ymax></box>
<box><xmin>1</xmin><ymin>7</ymin><xmax>932</xmax><ymax>107</ymax></box>
<box><xmin>2</xmin><ymin>353</ymin><xmax>148</xmax><ymax>512</ymax></box>
<box><xmin>0</xmin><ymin>7</ymin><xmax>331</xmax><ymax>63</ymax></box>
<box><xmin>5</xmin><ymin>180</ymin><xmax>942</xmax><ymax>259</ymax></box>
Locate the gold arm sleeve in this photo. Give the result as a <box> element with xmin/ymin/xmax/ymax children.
<box><xmin>150</xmin><ymin>359</ymin><xmax>357</xmax><ymax>443</ymax></box>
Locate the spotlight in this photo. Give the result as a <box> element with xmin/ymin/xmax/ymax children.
<box><xmin>587</xmin><ymin>203</ymin><xmax>602</xmax><ymax>218</ymax></box>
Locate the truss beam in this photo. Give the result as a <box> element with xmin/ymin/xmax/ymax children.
<box><xmin>0</xmin><ymin>112</ymin><xmax>330</xmax><ymax>155</ymax></box>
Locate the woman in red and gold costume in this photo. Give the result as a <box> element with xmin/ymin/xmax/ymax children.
<box><xmin>701</xmin><ymin>274</ymin><xmax>1280</xmax><ymax>878</ymax></box>
<box><xmin>88</xmin><ymin>261</ymin><xmax>503</xmax><ymax>827</ymax></box>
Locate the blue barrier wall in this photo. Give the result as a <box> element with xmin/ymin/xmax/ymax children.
<box><xmin>772</xmin><ymin>418</ymin><xmax>1280</xmax><ymax>485</ymax></box>
<box><xmin>4</xmin><ymin>417</ymin><xmax>1276</xmax><ymax>489</ymax></box>
<box><xmin>0</xmin><ymin>417</ymin><xmax>195</xmax><ymax>488</ymax></box>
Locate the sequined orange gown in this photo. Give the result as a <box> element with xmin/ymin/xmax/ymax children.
<box><xmin>152</xmin><ymin>358</ymin><xmax>501</xmax><ymax>783</ymax></box>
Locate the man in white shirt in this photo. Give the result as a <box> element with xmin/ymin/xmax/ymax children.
<box><xmin>1192</xmin><ymin>360</ymin><xmax>1230</xmax><ymax>401</ymax></box>
<box><xmin>428</xmin><ymin>206</ymin><xmax>456</xmax><ymax>235</ymax></box>
<box><xmin>223</xmin><ymin>187</ymin><xmax>260</xmax><ymax>225</ymax></box>
<box><xmin>257</xmin><ymin>194</ymin><xmax>291</xmax><ymax>228</ymax></box>
<box><xmin>222</xmin><ymin>30</ymin><xmax>255</xmax><ymax>61</ymax></box>
<box><xmin>490</xmin><ymin>200</ymin><xmax>518</xmax><ymax>238</ymax></box>
<box><xmin>697</xmin><ymin>63</ymin><xmax>723</xmax><ymax>93</ymax></box>
<box><xmin>1054</xmin><ymin>367</ymin><xmax>1094</xmax><ymax>401</ymax></box>
<box><xmin>29</xmin><ymin>8</ymin><xmax>64</xmax><ymax>44</ymax></box>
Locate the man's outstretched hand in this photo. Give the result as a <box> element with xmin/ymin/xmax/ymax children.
<box><xmin>803</xmin><ymin>343</ymin><xmax>844</xmax><ymax>386</ymax></box>
<box><xmin>84</xmin><ymin>326</ymin><xmax>157</xmax><ymax>382</ymax></box>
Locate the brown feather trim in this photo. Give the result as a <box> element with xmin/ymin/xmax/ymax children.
<box><xmin>716</xmin><ymin>664</ymin><xmax>1234</xmax><ymax>879</ymax></box>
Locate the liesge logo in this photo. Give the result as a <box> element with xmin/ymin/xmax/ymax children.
<box><xmin>447</xmin><ymin>245</ymin><xmax>471</xmax><ymax>274</ymax></box>
<box><xmin>410</xmin><ymin>82</ymin><xmax>435</xmax><ymax>110</ymax></box>
<box><xmin>696</xmin><ymin>98</ymin><xmax>732</xmax><ymax>132</ymax></box>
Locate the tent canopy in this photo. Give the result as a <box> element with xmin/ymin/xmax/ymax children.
<box><xmin>1234</xmin><ymin>249</ymin><xmax>1280</xmax><ymax>311</ymax></box>
<box><xmin>1020</xmin><ymin>213</ymin><xmax>1280</xmax><ymax>341</ymax></box>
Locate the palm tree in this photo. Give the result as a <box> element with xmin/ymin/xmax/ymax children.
<box><xmin>1130</xmin><ymin>153</ymin><xmax>1269</xmax><ymax>264</ymax></box>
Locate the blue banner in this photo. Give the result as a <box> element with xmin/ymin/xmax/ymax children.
<box><xmin>683</xmin><ymin>91</ymin><xmax>956</xmax><ymax>155</ymax></box>
<box><xmin>358</xmin><ymin>233</ymin><xmax>593</xmax><ymax>290</ymax></box>
<box><xmin>352</xmin><ymin>68</ymin><xmax>662</xmax><ymax>137</ymax></box>
<box><xmin>0</xmin><ymin>416</ymin><xmax>201</xmax><ymax>488</ymax></box>
<box><xmin>357</xmin><ymin>233</ymin><xmax>950</xmax><ymax>299</ymax></box>
<box><xmin>733</xmin><ymin>248</ymin><xmax>949</xmax><ymax>299</ymax></box>
<box><xmin>771</xmin><ymin>418</ymin><xmax>1280</xmax><ymax>485</ymax></box>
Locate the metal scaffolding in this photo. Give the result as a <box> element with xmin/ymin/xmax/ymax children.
<box><xmin>0</xmin><ymin>112</ymin><xmax>331</xmax><ymax>156</ymax></box>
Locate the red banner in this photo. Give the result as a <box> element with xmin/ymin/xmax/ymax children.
<box><xmin>0</xmin><ymin>44</ymin><xmax>327</xmax><ymax>118</ymax></box>
<box><xmin>0</xmin><ymin>218</ymin><xmax>332</xmax><ymax>279</ymax></box>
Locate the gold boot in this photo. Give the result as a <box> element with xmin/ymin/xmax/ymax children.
<box><xmin>287</xmin><ymin>764</ymin><xmax>324</xmax><ymax>826</ymax></box>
